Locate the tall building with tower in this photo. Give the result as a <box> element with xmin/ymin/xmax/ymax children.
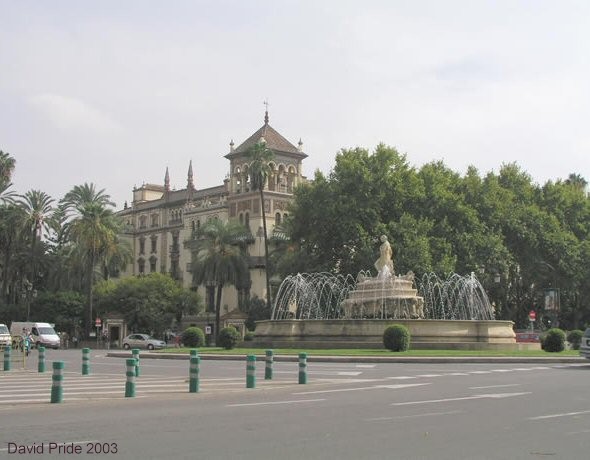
<box><xmin>117</xmin><ymin>111</ymin><xmax>307</xmax><ymax>334</ymax></box>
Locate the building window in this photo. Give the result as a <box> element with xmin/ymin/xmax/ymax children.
<box><xmin>239</xmin><ymin>213</ymin><xmax>243</xmax><ymax>225</ymax></box>
<box><xmin>138</xmin><ymin>259</ymin><xmax>145</xmax><ymax>274</ymax></box>
<box><xmin>149</xmin><ymin>257</ymin><xmax>157</xmax><ymax>273</ymax></box>
<box><xmin>245</xmin><ymin>212</ymin><xmax>249</xmax><ymax>228</ymax></box>
<box><xmin>275</xmin><ymin>213</ymin><xmax>281</xmax><ymax>225</ymax></box>
<box><xmin>151</xmin><ymin>214</ymin><xmax>159</xmax><ymax>227</ymax></box>
<box><xmin>151</xmin><ymin>236</ymin><xmax>157</xmax><ymax>253</ymax></box>
<box><xmin>139</xmin><ymin>237</ymin><xmax>146</xmax><ymax>255</ymax></box>
<box><xmin>139</xmin><ymin>215</ymin><xmax>147</xmax><ymax>229</ymax></box>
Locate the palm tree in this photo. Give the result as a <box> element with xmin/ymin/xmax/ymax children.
<box><xmin>246</xmin><ymin>141</ymin><xmax>274</xmax><ymax>312</ymax></box>
<box><xmin>62</xmin><ymin>185</ymin><xmax>120</xmax><ymax>335</ymax></box>
<box><xmin>18</xmin><ymin>190</ymin><xmax>54</xmax><ymax>319</ymax></box>
<box><xmin>61</xmin><ymin>183</ymin><xmax>115</xmax><ymax>211</ymax></box>
<box><xmin>0</xmin><ymin>150</ymin><xmax>16</xmax><ymax>204</ymax></box>
<box><xmin>187</xmin><ymin>219</ymin><xmax>250</xmax><ymax>343</ymax></box>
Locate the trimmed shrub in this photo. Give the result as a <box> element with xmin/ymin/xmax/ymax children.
<box><xmin>567</xmin><ymin>329</ymin><xmax>584</xmax><ymax>350</ymax></box>
<box><xmin>182</xmin><ymin>327</ymin><xmax>205</xmax><ymax>348</ymax></box>
<box><xmin>218</xmin><ymin>326</ymin><xmax>241</xmax><ymax>350</ymax></box>
<box><xmin>243</xmin><ymin>331</ymin><xmax>255</xmax><ymax>342</ymax></box>
<box><xmin>542</xmin><ymin>328</ymin><xmax>566</xmax><ymax>352</ymax></box>
<box><xmin>383</xmin><ymin>324</ymin><xmax>411</xmax><ymax>352</ymax></box>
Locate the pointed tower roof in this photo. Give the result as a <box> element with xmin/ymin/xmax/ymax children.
<box><xmin>164</xmin><ymin>167</ymin><xmax>170</xmax><ymax>192</ymax></box>
<box><xmin>225</xmin><ymin>111</ymin><xmax>307</xmax><ymax>160</ymax></box>
<box><xmin>187</xmin><ymin>160</ymin><xmax>194</xmax><ymax>190</ymax></box>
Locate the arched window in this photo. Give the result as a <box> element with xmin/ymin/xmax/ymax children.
<box><xmin>138</xmin><ymin>258</ymin><xmax>145</xmax><ymax>274</ymax></box>
<box><xmin>275</xmin><ymin>213</ymin><xmax>281</xmax><ymax>225</ymax></box>
<box><xmin>245</xmin><ymin>212</ymin><xmax>250</xmax><ymax>228</ymax></box>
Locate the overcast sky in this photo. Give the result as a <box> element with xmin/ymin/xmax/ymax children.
<box><xmin>1</xmin><ymin>0</ymin><xmax>588</xmax><ymax>209</ymax></box>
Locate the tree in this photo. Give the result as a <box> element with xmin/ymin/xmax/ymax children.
<box><xmin>94</xmin><ymin>273</ymin><xmax>202</xmax><ymax>335</ymax></box>
<box><xmin>18</xmin><ymin>190</ymin><xmax>54</xmax><ymax>319</ymax></box>
<box><xmin>246</xmin><ymin>140</ymin><xmax>274</xmax><ymax>312</ymax></box>
<box><xmin>186</xmin><ymin>219</ymin><xmax>250</xmax><ymax>343</ymax></box>
<box><xmin>0</xmin><ymin>150</ymin><xmax>16</xmax><ymax>204</ymax></box>
<box><xmin>61</xmin><ymin>185</ymin><xmax>122</xmax><ymax>336</ymax></box>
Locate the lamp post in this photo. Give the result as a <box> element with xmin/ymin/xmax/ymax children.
<box><xmin>23</xmin><ymin>279</ymin><xmax>33</xmax><ymax>321</ymax></box>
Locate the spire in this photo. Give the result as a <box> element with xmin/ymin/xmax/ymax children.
<box><xmin>263</xmin><ymin>99</ymin><xmax>269</xmax><ymax>125</ymax></box>
<box><xmin>187</xmin><ymin>160</ymin><xmax>194</xmax><ymax>190</ymax></box>
<box><xmin>229</xmin><ymin>139</ymin><xmax>235</xmax><ymax>152</ymax></box>
<box><xmin>298</xmin><ymin>138</ymin><xmax>303</xmax><ymax>152</ymax></box>
<box><xmin>164</xmin><ymin>167</ymin><xmax>170</xmax><ymax>192</ymax></box>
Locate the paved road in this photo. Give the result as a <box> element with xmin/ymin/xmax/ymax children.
<box><xmin>2</xmin><ymin>350</ymin><xmax>590</xmax><ymax>459</ymax></box>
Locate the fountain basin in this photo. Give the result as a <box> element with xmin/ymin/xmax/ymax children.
<box><xmin>252</xmin><ymin>319</ymin><xmax>517</xmax><ymax>350</ymax></box>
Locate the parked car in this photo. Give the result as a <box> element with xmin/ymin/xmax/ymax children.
<box><xmin>580</xmin><ymin>328</ymin><xmax>590</xmax><ymax>360</ymax></box>
<box><xmin>122</xmin><ymin>334</ymin><xmax>166</xmax><ymax>350</ymax></box>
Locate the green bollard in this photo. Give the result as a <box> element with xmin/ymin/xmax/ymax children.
<box><xmin>50</xmin><ymin>361</ymin><xmax>65</xmax><ymax>403</ymax></box>
<box><xmin>3</xmin><ymin>345</ymin><xmax>11</xmax><ymax>371</ymax></box>
<box><xmin>246</xmin><ymin>355</ymin><xmax>256</xmax><ymax>388</ymax></box>
<box><xmin>298</xmin><ymin>352</ymin><xmax>308</xmax><ymax>384</ymax></box>
<box><xmin>38</xmin><ymin>346</ymin><xmax>46</xmax><ymax>373</ymax></box>
<box><xmin>132</xmin><ymin>348</ymin><xmax>140</xmax><ymax>377</ymax></box>
<box><xmin>125</xmin><ymin>358</ymin><xmax>137</xmax><ymax>397</ymax></box>
<box><xmin>189</xmin><ymin>356</ymin><xmax>200</xmax><ymax>393</ymax></box>
<box><xmin>82</xmin><ymin>348</ymin><xmax>90</xmax><ymax>375</ymax></box>
<box><xmin>265</xmin><ymin>349</ymin><xmax>273</xmax><ymax>380</ymax></box>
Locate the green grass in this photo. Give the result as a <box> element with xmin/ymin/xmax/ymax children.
<box><xmin>159</xmin><ymin>347</ymin><xmax>581</xmax><ymax>357</ymax></box>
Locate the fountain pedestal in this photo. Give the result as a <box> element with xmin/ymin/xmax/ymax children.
<box><xmin>341</xmin><ymin>272</ymin><xmax>425</xmax><ymax>319</ymax></box>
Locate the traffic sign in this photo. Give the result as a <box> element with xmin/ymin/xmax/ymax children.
<box><xmin>528</xmin><ymin>310</ymin><xmax>536</xmax><ymax>321</ymax></box>
<box><xmin>95</xmin><ymin>317</ymin><xmax>102</xmax><ymax>327</ymax></box>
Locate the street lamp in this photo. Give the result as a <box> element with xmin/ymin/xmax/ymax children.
<box><xmin>23</xmin><ymin>279</ymin><xmax>33</xmax><ymax>321</ymax></box>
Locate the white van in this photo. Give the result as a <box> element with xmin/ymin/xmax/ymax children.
<box><xmin>10</xmin><ymin>322</ymin><xmax>60</xmax><ymax>349</ymax></box>
<box><xmin>0</xmin><ymin>323</ymin><xmax>10</xmax><ymax>347</ymax></box>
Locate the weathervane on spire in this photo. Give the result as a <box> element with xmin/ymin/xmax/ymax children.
<box><xmin>263</xmin><ymin>99</ymin><xmax>269</xmax><ymax>125</ymax></box>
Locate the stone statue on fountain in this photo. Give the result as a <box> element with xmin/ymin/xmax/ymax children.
<box><xmin>374</xmin><ymin>235</ymin><xmax>394</xmax><ymax>279</ymax></box>
<box><xmin>341</xmin><ymin>234</ymin><xmax>425</xmax><ymax>319</ymax></box>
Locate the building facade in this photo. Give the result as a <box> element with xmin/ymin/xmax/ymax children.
<box><xmin>117</xmin><ymin>112</ymin><xmax>307</xmax><ymax>332</ymax></box>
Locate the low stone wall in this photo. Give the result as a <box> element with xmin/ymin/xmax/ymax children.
<box><xmin>252</xmin><ymin>319</ymin><xmax>516</xmax><ymax>350</ymax></box>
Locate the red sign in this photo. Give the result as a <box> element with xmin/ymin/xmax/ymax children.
<box><xmin>95</xmin><ymin>318</ymin><xmax>102</xmax><ymax>327</ymax></box>
<box><xmin>528</xmin><ymin>310</ymin><xmax>536</xmax><ymax>321</ymax></box>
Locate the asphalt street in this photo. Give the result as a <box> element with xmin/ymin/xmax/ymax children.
<box><xmin>1</xmin><ymin>350</ymin><xmax>590</xmax><ymax>459</ymax></box>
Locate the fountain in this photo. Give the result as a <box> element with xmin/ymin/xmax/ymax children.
<box><xmin>255</xmin><ymin>236</ymin><xmax>515</xmax><ymax>350</ymax></box>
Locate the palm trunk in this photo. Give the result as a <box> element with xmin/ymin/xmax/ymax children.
<box><xmin>87</xmin><ymin>251</ymin><xmax>95</xmax><ymax>338</ymax></box>
<box><xmin>215</xmin><ymin>284</ymin><xmax>223</xmax><ymax>344</ymax></box>
<box><xmin>260</xmin><ymin>189</ymin><xmax>272</xmax><ymax>312</ymax></box>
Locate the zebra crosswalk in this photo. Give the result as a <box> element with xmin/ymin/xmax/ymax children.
<box><xmin>0</xmin><ymin>370</ymin><xmax>295</xmax><ymax>405</ymax></box>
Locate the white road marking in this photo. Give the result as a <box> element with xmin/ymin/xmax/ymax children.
<box><xmin>293</xmin><ymin>383</ymin><xmax>430</xmax><ymax>395</ymax></box>
<box><xmin>392</xmin><ymin>392</ymin><xmax>531</xmax><ymax>406</ymax></box>
<box><xmin>469</xmin><ymin>384</ymin><xmax>521</xmax><ymax>390</ymax></box>
<box><xmin>364</xmin><ymin>410</ymin><xmax>463</xmax><ymax>421</ymax></box>
<box><xmin>386</xmin><ymin>376</ymin><xmax>416</xmax><ymax>380</ymax></box>
<box><xmin>416</xmin><ymin>374</ymin><xmax>442</xmax><ymax>378</ymax></box>
<box><xmin>528</xmin><ymin>409</ymin><xmax>590</xmax><ymax>420</ymax></box>
<box><xmin>227</xmin><ymin>398</ymin><xmax>325</xmax><ymax>407</ymax></box>
<box><xmin>355</xmin><ymin>364</ymin><xmax>376</xmax><ymax>368</ymax></box>
<box><xmin>469</xmin><ymin>371</ymin><xmax>492</xmax><ymax>374</ymax></box>
<box><xmin>336</xmin><ymin>371</ymin><xmax>363</xmax><ymax>376</ymax></box>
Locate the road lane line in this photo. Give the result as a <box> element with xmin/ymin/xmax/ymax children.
<box><xmin>528</xmin><ymin>409</ymin><xmax>590</xmax><ymax>420</ymax></box>
<box><xmin>227</xmin><ymin>398</ymin><xmax>325</xmax><ymax>407</ymax></box>
<box><xmin>364</xmin><ymin>410</ymin><xmax>464</xmax><ymax>421</ymax></box>
<box><xmin>469</xmin><ymin>384</ymin><xmax>521</xmax><ymax>390</ymax></box>
<box><xmin>392</xmin><ymin>392</ymin><xmax>531</xmax><ymax>406</ymax></box>
<box><xmin>293</xmin><ymin>383</ymin><xmax>429</xmax><ymax>395</ymax></box>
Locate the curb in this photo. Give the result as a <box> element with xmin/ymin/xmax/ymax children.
<box><xmin>106</xmin><ymin>351</ymin><xmax>587</xmax><ymax>364</ymax></box>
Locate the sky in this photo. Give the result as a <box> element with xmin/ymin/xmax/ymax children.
<box><xmin>1</xmin><ymin>0</ymin><xmax>589</xmax><ymax>209</ymax></box>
